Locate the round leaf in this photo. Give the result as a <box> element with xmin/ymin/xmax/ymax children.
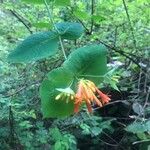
<box><xmin>55</xmin><ymin>22</ymin><xmax>84</xmax><ymax>40</ymax></box>
<box><xmin>63</xmin><ymin>44</ymin><xmax>108</xmax><ymax>83</ymax></box>
<box><xmin>8</xmin><ymin>31</ymin><xmax>58</xmax><ymax>63</ymax></box>
<box><xmin>40</xmin><ymin>67</ymin><xmax>74</xmax><ymax>118</ymax></box>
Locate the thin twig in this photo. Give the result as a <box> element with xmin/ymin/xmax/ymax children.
<box><xmin>2</xmin><ymin>86</ymin><xmax>27</xmax><ymax>98</ymax></box>
<box><xmin>2</xmin><ymin>82</ymin><xmax>40</xmax><ymax>98</ymax></box>
<box><xmin>98</xmin><ymin>138</ymin><xmax>119</xmax><ymax>147</ymax></box>
<box><xmin>113</xmin><ymin>26</ymin><xmax>118</xmax><ymax>46</ymax></box>
<box><xmin>143</xmin><ymin>87</ymin><xmax>150</xmax><ymax>108</ymax></box>
<box><xmin>68</xmin><ymin>7</ymin><xmax>90</xmax><ymax>34</ymax></box>
<box><xmin>59</xmin><ymin>36</ymin><xmax>67</xmax><ymax>60</ymax></box>
<box><xmin>132</xmin><ymin>139</ymin><xmax>150</xmax><ymax>145</ymax></box>
<box><xmin>137</xmin><ymin>69</ymin><xmax>142</xmax><ymax>96</ymax></box>
<box><xmin>98</xmin><ymin>40</ymin><xmax>143</xmax><ymax>70</ymax></box>
<box><xmin>144</xmin><ymin>71</ymin><xmax>148</xmax><ymax>93</ymax></box>
<box><xmin>93</xmin><ymin>99</ymin><xmax>131</xmax><ymax>111</ymax></box>
<box><xmin>9</xmin><ymin>10</ymin><xmax>32</xmax><ymax>34</ymax></box>
<box><xmin>90</xmin><ymin>0</ymin><xmax>95</xmax><ymax>34</ymax></box>
<box><xmin>122</xmin><ymin>0</ymin><xmax>136</xmax><ymax>48</ymax></box>
<box><xmin>77</xmin><ymin>18</ymin><xmax>91</xmax><ymax>34</ymax></box>
<box><xmin>9</xmin><ymin>106</ymin><xmax>15</xmax><ymax>148</ymax></box>
<box><xmin>102</xmin><ymin>131</ymin><xmax>126</xmax><ymax>150</ymax></box>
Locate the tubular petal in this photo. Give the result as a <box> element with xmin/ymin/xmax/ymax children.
<box><xmin>74</xmin><ymin>102</ymin><xmax>81</xmax><ymax>113</ymax></box>
<box><xmin>74</xmin><ymin>79</ymin><xmax>110</xmax><ymax>113</ymax></box>
<box><xmin>86</xmin><ymin>102</ymin><xmax>92</xmax><ymax>113</ymax></box>
<box><xmin>92</xmin><ymin>93</ymin><xmax>103</xmax><ymax>107</ymax></box>
<box><xmin>96</xmin><ymin>88</ymin><xmax>111</xmax><ymax>103</ymax></box>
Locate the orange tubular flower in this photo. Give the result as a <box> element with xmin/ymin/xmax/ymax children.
<box><xmin>74</xmin><ymin>79</ymin><xmax>111</xmax><ymax>113</ymax></box>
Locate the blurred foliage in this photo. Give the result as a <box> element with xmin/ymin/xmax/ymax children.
<box><xmin>0</xmin><ymin>0</ymin><xmax>150</xmax><ymax>150</ymax></box>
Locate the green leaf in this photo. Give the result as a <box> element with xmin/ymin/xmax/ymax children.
<box><xmin>132</xmin><ymin>102</ymin><xmax>144</xmax><ymax>116</ymax></box>
<box><xmin>33</xmin><ymin>22</ymin><xmax>52</xmax><ymax>29</ymax></box>
<box><xmin>136</xmin><ymin>133</ymin><xmax>147</xmax><ymax>140</ymax></box>
<box><xmin>22</xmin><ymin>0</ymin><xmax>53</xmax><ymax>4</ymax></box>
<box><xmin>91</xmin><ymin>127</ymin><xmax>102</xmax><ymax>136</ymax></box>
<box><xmin>74</xmin><ymin>10</ymin><xmax>90</xmax><ymax>20</ymax></box>
<box><xmin>109</xmin><ymin>79</ymin><xmax>120</xmax><ymax>91</ymax></box>
<box><xmin>126</xmin><ymin>120</ymin><xmax>150</xmax><ymax>134</ymax></box>
<box><xmin>8</xmin><ymin>31</ymin><xmax>58</xmax><ymax>63</ymax></box>
<box><xmin>22</xmin><ymin>0</ymin><xmax>70</xmax><ymax>5</ymax></box>
<box><xmin>54</xmin><ymin>0</ymin><xmax>70</xmax><ymax>6</ymax></box>
<box><xmin>80</xmin><ymin>123</ymin><xmax>91</xmax><ymax>135</ymax></box>
<box><xmin>63</xmin><ymin>44</ymin><xmax>107</xmax><ymax>83</ymax></box>
<box><xmin>50</xmin><ymin>128</ymin><xmax>62</xmax><ymax>141</ymax></box>
<box><xmin>91</xmin><ymin>15</ymin><xmax>105</xmax><ymax>23</ymax></box>
<box><xmin>55</xmin><ymin>22</ymin><xmax>84</xmax><ymax>40</ymax></box>
<box><xmin>54</xmin><ymin>141</ymin><xmax>68</xmax><ymax>150</ymax></box>
<box><xmin>40</xmin><ymin>67</ymin><xmax>74</xmax><ymax>118</ymax></box>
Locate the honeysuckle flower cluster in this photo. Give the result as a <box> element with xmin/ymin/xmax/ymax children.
<box><xmin>74</xmin><ymin>79</ymin><xmax>111</xmax><ymax>113</ymax></box>
<box><xmin>55</xmin><ymin>79</ymin><xmax>111</xmax><ymax>113</ymax></box>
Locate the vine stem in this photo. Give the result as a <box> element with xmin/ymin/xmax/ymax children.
<box><xmin>43</xmin><ymin>0</ymin><xmax>67</xmax><ymax>60</ymax></box>
<box><xmin>59</xmin><ymin>36</ymin><xmax>67</xmax><ymax>60</ymax></box>
<box><xmin>43</xmin><ymin>0</ymin><xmax>56</xmax><ymax>30</ymax></box>
<box><xmin>122</xmin><ymin>0</ymin><xmax>136</xmax><ymax>48</ymax></box>
<box><xmin>90</xmin><ymin>0</ymin><xmax>95</xmax><ymax>34</ymax></box>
